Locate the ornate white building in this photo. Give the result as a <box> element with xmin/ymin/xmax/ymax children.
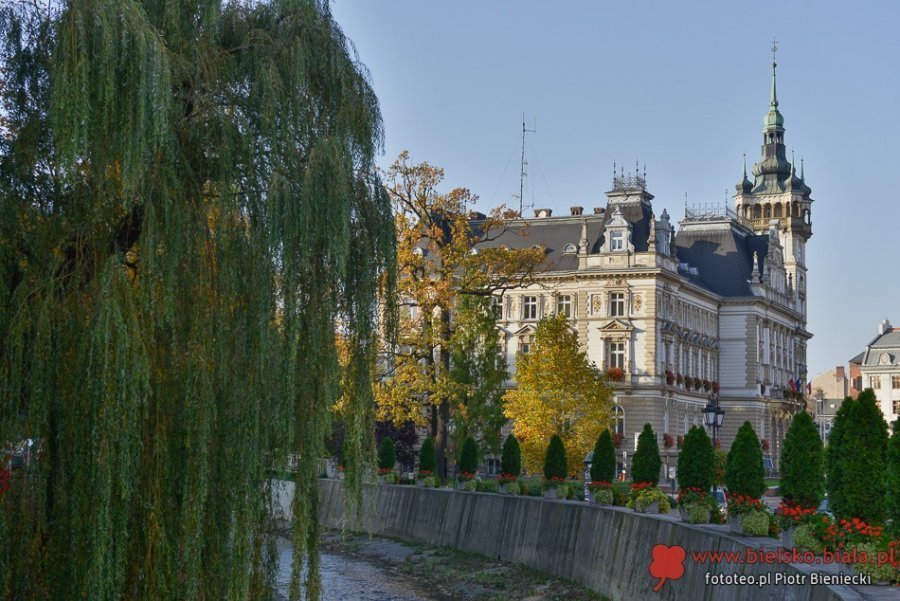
<box><xmin>850</xmin><ymin>319</ymin><xmax>900</xmax><ymax>424</ymax></box>
<box><xmin>482</xmin><ymin>59</ymin><xmax>813</xmax><ymax>475</ymax></box>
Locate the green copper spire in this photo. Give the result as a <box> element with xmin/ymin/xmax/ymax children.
<box><xmin>764</xmin><ymin>38</ymin><xmax>784</xmax><ymax>131</ymax></box>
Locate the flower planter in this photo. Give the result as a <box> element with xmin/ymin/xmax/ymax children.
<box><xmin>728</xmin><ymin>514</ymin><xmax>743</xmax><ymax>533</ymax></box>
<box><xmin>635</xmin><ymin>501</ymin><xmax>660</xmax><ymax>514</ymax></box>
<box><xmin>499</xmin><ymin>483</ymin><xmax>507</xmax><ymax>494</ymax></box>
<box><xmin>544</xmin><ymin>487</ymin><xmax>558</xmax><ymax>500</ymax></box>
<box><xmin>455</xmin><ymin>481</ymin><xmax>466</xmax><ymax>491</ymax></box>
<box><xmin>781</xmin><ymin>527</ymin><xmax>796</xmax><ymax>549</ymax></box>
<box><xmin>416</xmin><ymin>479</ymin><xmax>425</xmax><ymax>487</ymax></box>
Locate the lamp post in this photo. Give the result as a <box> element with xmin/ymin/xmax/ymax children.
<box><xmin>703</xmin><ymin>393</ymin><xmax>725</xmax><ymax>448</ymax></box>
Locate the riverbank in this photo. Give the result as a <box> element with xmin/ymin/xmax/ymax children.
<box><xmin>318</xmin><ymin>531</ymin><xmax>608</xmax><ymax>601</ymax></box>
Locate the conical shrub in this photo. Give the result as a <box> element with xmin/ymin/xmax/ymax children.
<box><xmin>632</xmin><ymin>423</ymin><xmax>661</xmax><ymax>485</ymax></box>
<box><xmin>590</xmin><ymin>430</ymin><xmax>616</xmax><ymax>483</ymax></box>
<box><xmin>543</xmin><ymin>435</ymin><xmax>568</xmax><ymax>480</ymax></box>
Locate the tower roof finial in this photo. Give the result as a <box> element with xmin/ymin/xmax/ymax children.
<box><xmin>770</xmin><ymin>36</ymin><xmax>779</xmax><ymax>108</ymax></box>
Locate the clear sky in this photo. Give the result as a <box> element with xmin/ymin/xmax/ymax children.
<box><xmin>330</xmin><ymin>0</ymin><xmax>900</xmax><ymax>381</ymax></box>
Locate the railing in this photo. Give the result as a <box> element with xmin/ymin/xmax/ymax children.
<box><xmin>683</xmin><ymin>203</ymin><xmax>752</xmax><ymax>229</ymax></box>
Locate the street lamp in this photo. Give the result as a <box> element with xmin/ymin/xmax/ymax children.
<box><xmin>703</xmin><ymin>393</ymin><xmax>725</xmax><ymax>448</ymax></box>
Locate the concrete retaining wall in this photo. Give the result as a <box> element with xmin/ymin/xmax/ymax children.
<box><xmin>302</xmin><ymin>480</ymin><xmax>869</xmax><ymax>601</ymax></box>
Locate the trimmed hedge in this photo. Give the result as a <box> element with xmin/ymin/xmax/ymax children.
<box><xmin>835</xmin><ymin>389</ymin><xmax>889</xmax><ymax>523</ymax></box>
<box><xmin>889</xmin><ymin>418</ymin><xmax>900</xmax><ymax>534</ymax></box>
<box><xmin>543</xmin><ymin>435</ymin><xmax>568</xmax><ymax>480</ymax></box>
<box><xmin>779</xmin><ymin>411</ymin><xmax>824</xmax><ymax>507</ymax></box>
<box><xmin>725</xmin><ymin>421</ymin><xmax>765</xmax><ymax>499</ymax></box>
<box><xmin>631</xmin><ymin>424</ymin><xmax>661</xmax><ymax>485</ymax></box>
<box><xmin>590</xmin><ymin>430</ymin><xmax>617</xmax><ymax>483</ymax></box>
<box><xmin>377</xmin><ymin>436</ymin><xmax>396</xmax><ymax>470</ymax></box>
<box><xmin>458</xmin><ymin>436</ymin><xmax>479</xmax><ymax>475</ymax></box>
<box><xmin>418</xmin><ymin>437</ymin><xmax>436</xmax><ymax>473</ymax></box>
<box><xmin>677</xmin><ymin>425</ymin><xmax>714</xmax><ymax>491</ymax></box>
<box><xmin>500</xmin><ymin>434</ymin><xmax>522</xmax><ymax>477</ymax></box>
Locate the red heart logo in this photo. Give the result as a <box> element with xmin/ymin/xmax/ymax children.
<box><xmin>649</xmin><ymin>544</ymin><xmax>686</xmax><ymax>592</ymax></box>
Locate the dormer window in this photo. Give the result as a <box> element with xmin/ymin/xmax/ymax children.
<box><xmin>610</xmin><ymin>232</ymin><xmax>624</xmax><ymax>251</ymax></box>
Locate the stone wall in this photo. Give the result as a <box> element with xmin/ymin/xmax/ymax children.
<box><xmin>299</xmin><ymin>480</ymin><xmax>859</xmax><ymax>601</ymax></box>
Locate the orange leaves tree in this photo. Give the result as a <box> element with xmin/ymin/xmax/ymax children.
<box><xmin>377</xmin><ymin>152</ymin><xmax>544</xmax><ymax>477</ymax></box>
<box><xmin>503</xmin><ymin>314</ymin><xmax>614</xmax><ymax>473</ymax></box>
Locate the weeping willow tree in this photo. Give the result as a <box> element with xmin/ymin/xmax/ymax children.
<box><xmin>0</xmin><ymin>1</ymin><xmax>394</xmax><ymax>600</ymax></box>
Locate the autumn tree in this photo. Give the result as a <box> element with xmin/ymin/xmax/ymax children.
<box><xmin>503</xmin><ymin>314</ymin><xmax>614</xmax><ymax>472</ymax></box>
<box><xmin>376</xmin><ymin>152</ymin><xmax>544</xmax><ymax>478</ymax></box>
<box><xmin>0</xmin><ymin>2</ymin><xmax>394</xmax><ymax>600</ymax></box>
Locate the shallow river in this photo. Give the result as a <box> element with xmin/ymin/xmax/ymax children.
<box><xmin>275</xmin><ymin>537</ymin><xmax>433</xmax><ymax>601</ymax></box>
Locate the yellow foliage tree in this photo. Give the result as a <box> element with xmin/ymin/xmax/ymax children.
<box><xmin>376</xmin><ymin>151</ymin><xmax>545</xmax><ymax>477</ymax></box>
<box><xmin>503</xmin><ymin>314</ymin><xmax>614</xmax><ymax>473</ymax></box>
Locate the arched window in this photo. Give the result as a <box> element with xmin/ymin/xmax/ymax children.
<box><xmin>774</xmin><ymin>203</ymin><xmax>782</xmax><ymax>218</ymax></box>
<box><xmin>753</xmin><ymin>205</ymin><xmax>762</xmax><ymax>219</ymax></box>
<box><xmin>764</xmin><ymin>205</ymin><xmax>772</xmax><ymax>218</ymax></box>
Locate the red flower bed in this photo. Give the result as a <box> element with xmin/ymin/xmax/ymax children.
<box><xmin>606</xmin><ymin>367</ymin><xmax>624</xmax><ymax>381</ymax></box>
<box><xmin>587</xmin><ymin>480</ymin><xmax>613</xmax><ymax>491</ymax></box>
<box><xmin>776</xmin><ymin>500</ymin><xmax>817</xmax><ymax>529</ymax></box>
<box><xmin>612</xmin><ymin>432</ymin><xmax>623</xmax><ymax>448</ymax></box>
<box><xmin>497</xmin><ymin>472</ymin><xmax>517</xmax><ymax>485</ymax></box>
<box><xmin>377</xmin><ymin>467</ymin><xmax>394</xmax><ymax>476</ymax></box>
<box><xmin>726</xmin><ymin>493</ymin><xmax>766</xmax><ymax>515</ymax></box>
<box><xmin>457</xmin><ymin>471</ymin><xmax>476</xmax><ymax>482</ymax></box>
<box><xmin>663</xmin><ymin>433</ymin><xmax>674</xmax><ymax>448</ymax></box>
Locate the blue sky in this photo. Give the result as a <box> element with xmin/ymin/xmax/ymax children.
<box><xmin>330</xmin><ymin>0</ymin><xmax>900</xmax><ymax>381</ymax></box>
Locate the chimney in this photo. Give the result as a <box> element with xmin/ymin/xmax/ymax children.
<box><xmin>593</xmin><ymin>207</ymin><xmax>605</xmax><ymax>215</ymax></box>
<box><xmin>570</xmin><ymin>206</ymin><xmax>584</xmax><ymax>216</ymax></box>
<box><xmin>835</xmin><ymin>366</ymin><xmax>845</xmax><ymax>379</ymax></box>
<box><xmin>534</xmin><ymin>208</ymin><xmax>552</xmax><ymax>218</ymax></box>
<box><xmin>879</xmin><ymin>318</ymin><xmax>892</xmax><ymax>335</ymax></box>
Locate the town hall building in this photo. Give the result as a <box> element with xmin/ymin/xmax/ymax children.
<box><xmin>482</xmin><ymin>59</ymin><xmax>813</xmax><ymax>475</ymax></box>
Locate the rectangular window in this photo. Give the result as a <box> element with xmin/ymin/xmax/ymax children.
<box><xmin>520</xmin><ymin>335</ymin><xmax>533</xmax><ymax>355</ymax></box>
<box><xmin>609</xmin><ymin>292</ymin><xmax>625</xmax><ymax>317</ymax></box>
<box><xmin>870</xmin><ymin>376</ymin><xmax>881</xmax><ymax>390</ymax></box>
<box><xmin>557</xmin><ymin>295</ymin><xmax>572</xmax><ymax>318</ymax></box>
<box><xmin>491</xmin><ymin>296</ymin><xmax>503</xmax><ymax>320</ymax></box>
<box><xmin>522</xmin><ymin>296</ymin><xmax>537</xmax><ymax>320</ymax></box>
<box><xmin>610</xmin><ymin>341</ymin><xmax>625</xmax><ymax>370</ymax></box>
<box><xmin>893</xmin><ymin>376</ymin><xmax>900</xmax><ymax>389</ymax></box>
<box><xmin>610</xmin><ymin>231</ymin><xmax>624</xmax><ymax>251</ymax></box>
<box><xmin>894</xmin><ymin>400</ymin><xmax>900</xmax><ymax>415</ymax></box>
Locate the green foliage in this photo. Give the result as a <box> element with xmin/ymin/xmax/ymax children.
<box><xmin>419</xmin><ymin>437</ymin><xmax>437</xmax><ymax>473</ymax></box>
<box><xmin>449</xmin><ymin>294</ymin><xmax>509</xmax><ymax>453</ymax></box>
<box><xmin>725</xmin><ymin>421</ymin><xmax>766</xmax><ymax>499</ymax></box>
<box><xmin>462</xmin><ymin>479</ymin><xmax>477</xmax><ymax>492</ymax></box>
<box><xmin>794</xmin><ymin>524</ymin><xmax>825</xmax><ymax>554</ymax></box>
<box><xmin>0</xmin><ymin>2</ymin><xmax>395</xmax><ymax>600</ymax></box>
<box><xmin>378</xmin><ymin>437</ymin><xmax>396</xmax><ymax>471</ymax></box>
<box><xmin>543</xmin><ymin>435</ymin><xmax>568</xmax><ymax>481</ymax></box>
<box><xmin>631</xmin><ymin>424</ymin><xmax>661</xmax><ymax>485</ymax></box>
<box><xmin>684</xmin><ymin>503</ymin><xmax>710</xmax><ymax>524</ymax></box>
<box><xmin>826</xmin><ymin>397</ymin><xmax>855</xmax><ymax>519</ymax></box>
<box><xmin>525</xmin><ymin>480</ymin><xmax>543</xmax><ymax>496</ymax></box>
<box><xmin>504</xmin><ymin>481</ymin><xmax>521</xmax><ymax>495</ymax></box>
<box><xmin>677</xmin><ymin>426</ymin><xmax>715</xmax><ymax>492</ymax></box>
<box><xmin>740</xmin><ymin>510</ymin><xmax>771</xmax><ymax>536</ymax></box>
<box><xmin>779</xmin><ymin>411</ymin><xmax>825</xmax><ymax>507</ymax></box>
<box><xmin>458</xmin><ymin>436</ymin><xmax>479</xmax><ymax>475</ymax></box>
<box><xmin>592</xmin><ymin>488</ymin><xmax>614</xmax><ymax>505</ymax></box>
<box><xmin>713</xmin><ymin>449</ymin><xmax>728</xmax><ymax>487</ymax></box>
<box><xmin>476</xmin><ymin>479</ymin><xmax>499</xmax><ymax>493</ymax></box>
<box><xmin>500</xmin><ymin>434</ymin><xmax>521</xmax><ymax>477</ymax></box>
<box><xmin>422</xmin><ymin>475</ymin><xmax>438</xmax><ymax>488</ymax></box>
<box><xmin>589</xmin><ymin>430</ymin><xmax>617</xmax><ymax>483</ymax></box>
<box><xmin>834</xmin><ymin>390</ymin><xmax>889</xmax><ymax>523</ymax></box>
<box><xmin>889</xmin><ymin>419</ymin><xmax>900</xmax><ymax>534</ymax></box>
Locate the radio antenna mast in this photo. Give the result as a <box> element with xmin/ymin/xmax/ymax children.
<box><xmin>518</xmin><ymin>114</ymin><xmax>536</xmax><ymax>216</ymax></box>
